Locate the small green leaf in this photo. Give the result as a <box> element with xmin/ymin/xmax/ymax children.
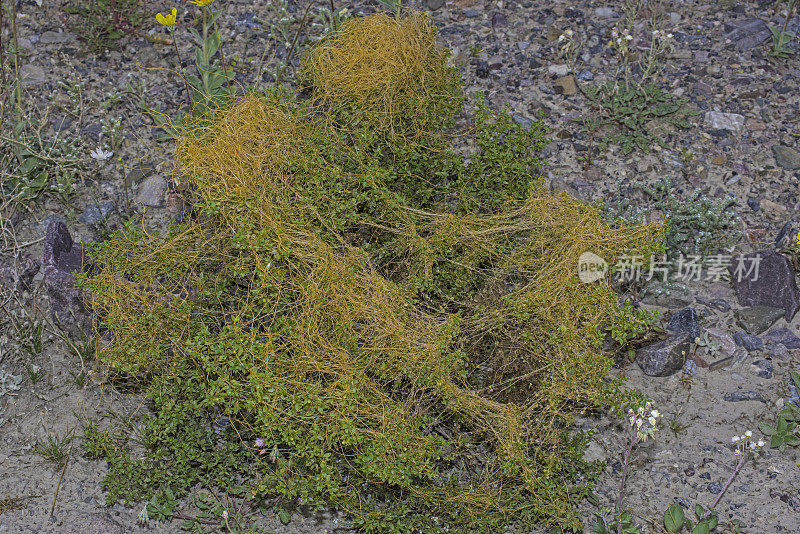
<box><xmin>692</xmin><ymin>519</ymin><xmax>711</xmax><ymax>534</ymax></box>
<box><xmin>664</xmin><ymin>503</ymin><xmax>685</xmax><ymax>532</ymax></box>
<box><xmin>277</xmin><ymin>508</ymin><xmax>291</xmax><ymax>525</ymax></box>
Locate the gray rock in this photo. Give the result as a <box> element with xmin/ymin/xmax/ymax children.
<box><xmin>666</xmin><ymin>308</ymin><xmax>702</xmax><ymax>339</ymax></box>
<box><xmin>733</xmin><ymin>331</ymin><xmax>764</xmax><ymax>352</ymax></box>
<box><xmin>135</xmin><ymin>175</ymin><xmax>167</xmax><ymax>207</ymax></box>
<box><xmin>595</xmin><ymin>7</ymin><xmax>614</xmax><ymax>18</ymax></box>
<box><xmin>723</xmin><ymin>390</ymin><xmax>766</xmax><ymax>403</ymax></box>
<box><xmin>19</xmin><ymin>64</ymin><xmax>45</xmax><ymax>85</ymax></box>
<box><xmin>706</xmin><ymin>327</ymin><xmax>736</xmax><ymax>355</ymax></box>
<box><xmin>772</xmin><ymin>145</ymin><xmax>800</xmax><ymax>170</ymax></box>
<box><xmin>82</xmin><ymin>123</ymin><xmax>103</xmax><ymax>142</ymax></box>
<box><xmin>763</xmin><ymin>327</ymin><xmax>800</xmax><ymax>350</ymax></box>
<box><xmin>705</xmin><ymin>111</ymin><xmax>745</xmax><ymax>134</ymax></box>
<box><xmin>42</xmin><ymin>221</ymin><xmax>94</xmax><ymax>338</ymax></box>
<box><xmin>512</xmin><ymin>114</ymin><xmax>533</xmax><ymax>130</ymax></box>
<box><xmin>722</xmin><ymin>18</ymin><xmax>772</xmax><ymax>51</ymax></box>
<box><xmin>775</xmin><ymin>222</ymin><xmax>796</xmax><ymax>250</ymax></box>
<box><xmin>548</xmin><ymin>64</ymin><xmax>570</xmax><ymax>77</ymax></box>
<box><xmin>729</xmin><ymin>251</ymin><xmax>800</xmax><ymax>322</ymax></box>
<box><xmin>425</xmin><ymin>0</ymin><xmax>445</xmax><ymax>10</ymax></box>
<box><xmin>750</xmin><ymin>359</ymin><xmax>773</xmax><ymax>379</ymax></box>
<box><xmin>735</xmin><ymin>306</ymin><xmax>786</xmax><ymax>335</ymax></box>
<box><xmin>0</xmin><ymin>251</ymin><xmax>40</xmax><ymax>294</ymax></box>
<box><xmin>79</xmin><ymin>202</ymin><xmax>116</xmax><ymax>226</ymax></box>
<box><xmin>39</xmin><ymin>30</ymin><xmax>76</xmax><ymax>45</ymax></box>
<box><xmin>636</xmin><ymin>333</ymin><xmax>690</xmax><ymax>377</ymax></box>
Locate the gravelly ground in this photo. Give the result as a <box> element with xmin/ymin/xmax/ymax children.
<box><xmin>1</xmin><ymin>1</ymin><xmax>799</xmax><ymax>532</ymax></box>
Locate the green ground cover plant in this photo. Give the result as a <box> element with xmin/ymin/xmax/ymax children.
<box><xmin>81</xmin><ymin>10</ymin><xmax>664</xmax><ymax>533</ymax></box>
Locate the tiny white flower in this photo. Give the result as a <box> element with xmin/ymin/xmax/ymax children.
<box><xmin>558</xmin><ymin>34</ymin><xmax>565</xmax><ymax>42</ymax></box>
<box><xmin>745</xmin><ymin>430</ymin><xmax>753</xmax><ymax>438</ymax></box>
<box><xmin>90</xmin><ymin>147</ymin><xmax>113</xmax><ymax>161</ymax></box>
<box><xmin>565</xmin><ymin>29</ymin><xmax>573</xmax><ymax>36</ymax></box>
<box><xmin>757</xmin><ymin>440</ymin><xmax>765</xmax><ymax>447</ymax></box>
<box><xmin>222</xmin><ymin>510</ymin><xmax>229</xmax><ymax>520</ymax></box>
<box><xmin>667</xmin><ymin>33</ymin><xmax>673</xmax><ymax>39</ymax></box>
<box><xmin>626</xmin><ymin>34</ymin><xmax>633</xmax><ymax>41</ymax></box>
<box><xmin>732</xmin><ymin>436</ymin><xmax>740</xmax><ymax>443</ymax></box>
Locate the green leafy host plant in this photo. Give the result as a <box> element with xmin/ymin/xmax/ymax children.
<box><xmin>759</xmin><ymin>371</ymin><xmax>800</xmax><ymax>451</ymax></box>
<box><xmin>63</xmin><ymin>0</ymin><xmax>145</xmax><ymax>52</ymax></box>
<box><xmin>81</xmin><ymin>11</ymin><xmax>665</xmax><ymax>533</ymax></box>
<box><xmin>768</xmin><ymin>0</ymin><xmax>797</xmax><ymax>58</ymax></box>
<box><xmin>579</xmin><ymin>1</ymin><xmax>697</xmax><ymax>153</ymax></box>
<box><xmin>582</xmin><ymin>83</ymin><xmax>696</xmax><ymax>154</ymax></box>
<box><xmin>152</xmin><ymin>1</ymin><xmax>234</xmax><ymax>138</ymax></box>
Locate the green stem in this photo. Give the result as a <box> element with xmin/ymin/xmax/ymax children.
<box><xmin>780</xmin><ymin>0</ymin><xmax>797</xmax><ymax>37</ymax></box>
<box><xmin>616</xmin><ymin>432</ymin><xmax>637</xmax><ymax>534</ymax></box>
<box><xmin>209</xmin><ymin>7</ymin><xmax>231</xmax><ymax>95</ymax></box>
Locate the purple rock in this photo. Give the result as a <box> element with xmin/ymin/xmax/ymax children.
<box><xmin>723</xmin><ymin>390</ymin><xmax>766</xmax><ymax>403</ymax></box>
<box><xmin>491</xmin><ymin>12</ymin><xmax>507</xmax><ymax>28</ymax></box>
<box><xmin>763</xmin><ymin>327</ymin><xmax>800</xmax><ymax>350</ymax></box>
<box><xmin>729</xmin><ymin>251</ymin><xmax>800</xmax><ymax>322</ymax></box>
<box><xmin>722</xmin><ymin>18</ymin><xmax>772</xmax><ymax>52</ymax></box>
<box><xmin>636</xmin><ymin>333</ymin><xmax>690</xmax><ymax>377</ymax></box>
<box><xmin>666</xmin><ymin>308</ymin><xmax>702</xmax><ymax>339</ymax></box>
<box><xmin>42</xmin><ymin>221</ymin><xmax>94</xmax><ymax>338</ymax></box>
<box><xmin>733</xmin><ymin>331</ymin><xmax>764</xmax><ymax>352</ymax></box>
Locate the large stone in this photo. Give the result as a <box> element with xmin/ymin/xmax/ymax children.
<box><xmin>735</xmin><ymin>306</ymin><xmax>785</xmax><ymax>335</ymax></box>
<box><xmin>705</xmin><ymin>111</ymin><xmax>745</xmax><ymax>134</ymax></box>
<box><xmin>772</xmin><ymin>146</ymin><xmax>800</xmax><ymax>170</ymax></box>
<box><xmin>729</xmin><ymin>251</ymin><xmax>800</xmax><ymax>322</ymax></box>
<box><xmin>722</xmin><ymin>18</ymin><xmax>772</xmax><ymax>51</ymax></box>
<box><xmin>763</xmin><ymin>327</ymin><xmax>800</xmax><ymax>350</ymax></box>
<box><xmin>39</xmin><ymin>30</ymin><xmax>76</xmax><ymax>45</ymax></box>
<box><xmin>42</xmin><ymin>221</ymin><xmax>94</xmax><ymax>338</ymax></box>
<box><xmin>733</xmin><ymin>331</ymin><xmax>764</xmax><ymax>352</ymax></box>
<box><xmin>555</xmin><ymin>75</ymin><xmax>578</xmax><ymax>95</ymax></box>
<box><xmin>0</xmin><ymin>250</ymin><xmax>39</xmax><ymax>294</ymax></box>
<box><xmin>135</xmin><ymin>174</ymin><xmax>167</xmax><ymax>207</ymax></box>
<box><xmin>666</xmin><ymin>308</ymin><xmax>702</xmax><ymax>340</ymax></box>
<box><xmin>635</xmin><ymin>333</ymin><xmax>690</xmax><ymax>377</ymax></box>
<box><xmin>706</xmin><ymin>327</ymin><xmax>736</xmax><ymax>355</ymax></box>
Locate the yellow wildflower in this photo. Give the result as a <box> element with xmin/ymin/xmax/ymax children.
<box><xmin>188</xmin><ymin>0</ymin><xmax>214</xmax><ymax>6</ymax></box>
<box><xmin>796</xmin><ymin>231</ymin><xmax>800</xmax><ymax>246</ymax></box>
<box><xmin>156</xmin><ymin>8</ymin><xmax>178</xmax><ymax>27</ymax></box>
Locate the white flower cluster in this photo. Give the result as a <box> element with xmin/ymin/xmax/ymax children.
<box><xmin>610</xmin><ymin>26</ymin><xmax>633</xmax><ymax>49</ymax></box>
<box><xmin>627</xmin><ymin>401</ymin><xmax>661</xmax><ymax>442</ymax></box>
<box><xmin>651</xmin><ymin>30</ymin><xmax>674</xmax><ymax>41</ymax></box>
<box><xmin>731</xmin><ymin>430</ymin><xmax>765</xmax><ymax>457</ymax></box>
<box><xmin>557</xmin><ymin>29</ymin><xmax>574</xmax><ymax>43</ymax></box>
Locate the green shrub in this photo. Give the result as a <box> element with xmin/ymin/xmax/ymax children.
<box><xmin>81</xmin><ymin>12</ymin><xmax>664</xmax><ymax>533</ymax></box>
